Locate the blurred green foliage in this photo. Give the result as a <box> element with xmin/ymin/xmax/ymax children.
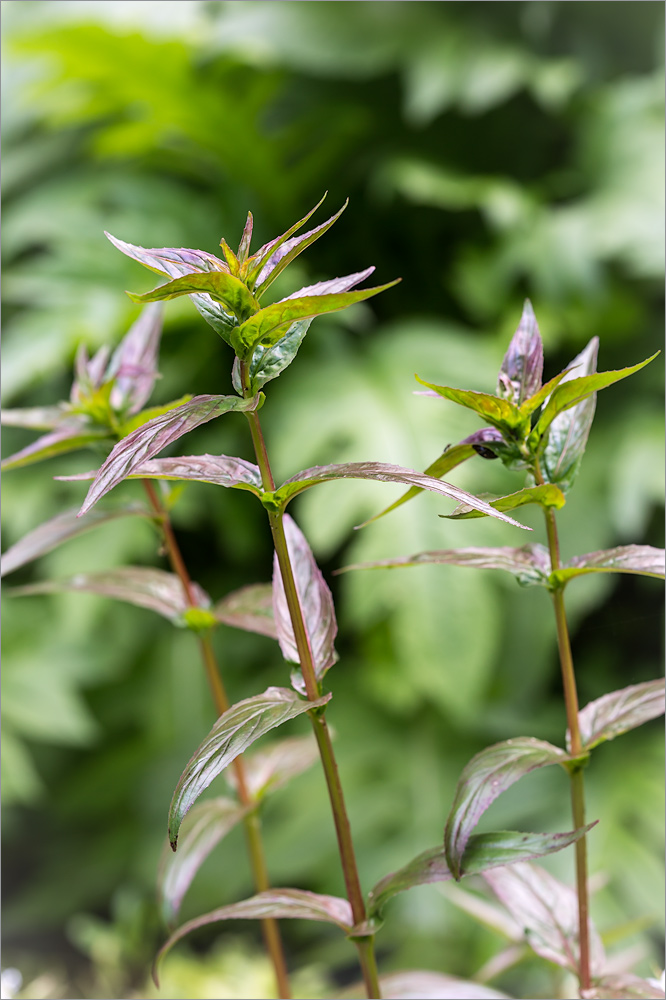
<box><xmin>1</xmin><ymin>3</ymin><xmax>663</xmax><ymax>997</ymax></box>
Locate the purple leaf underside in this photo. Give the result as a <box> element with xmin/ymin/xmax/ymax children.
<box><xmin>225</xmin><ymin>733</ymin><xmax>320</xmax><ymax>801</ymax></box>
<box><xmin>213</xmin><ymin>583</ymin><xmax>277</xmax><ymax>639</ymax></box>
<box><xmin>127</xmin><ymin>455</ymin><xmax>263</xmax><ymax>494</ymax></box>
<box><xmin>570</xmin><ymin>679</ymin><xmax>666</xmax><ymax>752</ymax></box>
<box><xmin>555</xmin><ymin>545</ymin><xmax>666</xmax><ymax>583</ymax></box>
<box><xmin>109</xmin><ymin>303</ymin><xmax>164</xmax><ymax>415</ymax></box>
<box><xmin>581</xmin><ymin>975</ymin><xmax>666</xmax><ymax>1000</ymax></box>
<box><xmin>497</xmin><ymin>299</ymin><xmax>544</xmax><ymax>406</ymax></box>
<box><xmin>342</xmin><ymin>971</ymin><xmax>512</xmax><ymax>999</ymax></box>
<box><xmin>541</xmin><ymin>337</ymin><xmax>599</xmax><ymax>492</ymax></box>
<box><xmin>1</xmin><ymin>424</ymin><xmax>110</xmax><ymax>471</ymax></box>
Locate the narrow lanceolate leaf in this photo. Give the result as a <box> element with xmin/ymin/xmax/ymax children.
<box><xmin>125</xmin><ymin>455</ymin><xmax>263</xmax><ymax>495</ymax></box>
<box><xmin>272</xmin><ymin>515</ymin><xmax>338</xmax><ymax>689</ymax></box>
<box><xmin>282</xmin><ymin>266</ymin><xmax>376</xmax><ymax>301</ymax></box>
<box><xmin>212</xmin><ymin>583</ymin><xmax>277</xmax><ymax>639</ymax></box>
<box><xmin>234</xmin><ymin>283</ymin><xmax>400</xmax><ymax>357</ymax></box>
<box><xmin>1</xmin><ymin>503</ymin><xmax>147</xmax><ymax>577</ymax></box>
<box><xmin>336</xmin><ymin>544</ymin><xmax>552</xmax><ymax>589</ymax></box>
<box><xmin>108</xmin><ymin>303</ymin><xmax>163</xmax><ymax>415</ymax></box>
<box><xmin>444</xmin><ymin>738</ymin><xmax>569</xmax><ymax>879</ymax></box>
<box><xmin>581</xmin><ymin>974</ymin><xmax>666</xmax><ymax>999</ymax></box>
<box><xmin>443</xmin><ymin>484</ymin><xmax>565</xmax><ymax>520</ymax></box>
<box><xmin>1</xmin><ymin>405</ymin><xmax>69</xmax><ymax>430</ymax></box>
<box><xmin>367</xmin><ymin>826</ymin><xmax>595</xmax><ymax>919</ymax></box>
<box><xmin>569</xmin><ymin>680</ymin><xmax>666</xmax><ymax>752</ymax></box>
<box><xmin>127</xmin><ymin>271</ymin><xmax>259</xmax><ymax>325</ymax></box>
<box><xmin>275</xmin><ymin>462</ymin><xmax>530</xmax><ymax>529</ymax></box>
<box><xmin>343</xmin><ymin>971</ymin><xmax>513</xmax><ymax>999</ymax></box>
<box><xmin>415</xmin><ymin>376</ymin><xmax>522</xmax><ymax>433</ymax></box>
<box><xmin>241</xmin><ymin>318</ymin><xmax>313</xmax><ymax>391</ymax></box>
<box><xmin>497</xmin><ymin>300</ymin><xmax>543</xmax><ymax>406</ymax></box>
<box><xmin>541</xmin><ymin>337</ymin><xmax>599</xmax><ymax>492</ymax></box>
<box><xmin>118</xmin><ymin>395</ymin><xmax>193</xmax><ymax>437</ymax></box>
<box><xmin>551</xmin><ymin>545</ymin><xmax>666</xmax><ymax>586</ymax></box>
<box><xmin>244</xmin><ymin>193</ymin><xmax>328</xmax><ymax>287</ymax></box>
<box><xmin>237</xmin><ymin>211</ymin><xmax>253</xmax><ymax>264</ymax></box>
<box><xmin>168</xmin><ymin>687</ymin><xmax>330</xmax><ymax>849</ymax></box>
<box><xmin>157</xmin><ymin>798</ymin><xmax>249</xmax><ymax>926</ymax></box>
<box><xmin>530</xmin><ymin>352</ymin><xmax>659</xmax><ymax>448</ymax></box>
<box><xmin>154</xmin><ymin>888</ymin><xmax>353</xmax><ymax>981</ymax></box>
<box><xmin>225</xmin><ymin>733</ymin><xmax>319</xmax><ymax>801</ymax></box>
<box><xmin>9</xmin><ymin>567</ymin><xmax>210</xmax><ymax>622</ymax></box>
<box><xmin>483</xmin><ymin>862</ymin><xmax>606</xmax><ymax>976</ymax></box>
<box><xmin>78</xmin><ymin>394</ymin><xmax>259</xmax><ymax>515</ymax></box>
<box><xmin>1</xmin><ymin>424</ymin><xmax>110</xmax><ymax>471</ymax></box>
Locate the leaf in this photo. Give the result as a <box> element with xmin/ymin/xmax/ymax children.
<box><xmin>244</xmin><ymin>193</ymin><xmax>329</xmax><ymax>287</ymax></box>
<box><xmin>444</xmin><ymin>738</ymin><xmax>570</xmax><ymax>879</ymax></box>
<box><xmin>552</xmin><ymin>545</ymin><xmax>666</xmax><ymax>586</ymax></box>
<box><xmin>108</xmin><ymin>303</ymin><xmax>164</xmax><ymax>416</ymax></box>
<box><xmin>225</xmin><ymin>733</ymin><xmax>320</xmax><ymax>800</ymax></box>
<box><xmin>582</xmin><ymin>974</ymin><xmax>666</xmax><ymax>999</ymax></box>
<box><xmin>236</xmin><ymin>211</ymin><xmax>253</xmax><ymax>264</ymax></box>
<box><xmin>234</xmin><ymin>282</ymin><xmax>400</xmax><ymax>357</ymax></box>
<box><xmin>415</xmin><ymin>376</ymin><xmax>522</xmax><ymax>433</ymax></box>
<box><xmin>570</xmin><ymin>680</ymin><xmax>666</xmax><ymax>752</ymax></box>
<box><xmin>77</xmin><ymin>394</ymin><xmax>259</xmax><ymax>515</ymax></box>
<box><xmin>272</xmin><ymin>514</ymin><xmax>338</xmax><ymax>690</ymax></box>
<box><xmin>343</xmin><ymin>970</ymin><xmax>513</xmax><ymax>999</ymax></box>
<box><xmin>282</xmin><ymin>266</ymin><xmax>376</xmax><ymax>301</ymax></box>
<box><xmin>530</xmin><ymin>352</ymin><xmax>659</xmax><ymax>447</ymax></box>
<box><xmin>154</xmin><ymin>887</ymin><xmax>353</xmax><ymax>981</ymax></box>
<box><xmin>212</xmin><ymin>583</ymin><xmax>278</xmax><ymax>639</ymax></box>
<box><xmin>275</xmin><ymin>462</ymin><xmax>531</xmax><ymax>529</ymax></box>
<box><xmin>241</xmin><ymin>318</ymin><xmax>313</xmax><ymax>391</ymax></box>
<box><xmin>168</xmin><ymin>686</ymin><xmax>330</xmax><ymax>849</ymax></box>
<box><xmin>367</xmin><ymin>826</ymin><xmax>595</xmax><ymax>918</ymax></box>
<box><xmin>127</xmin><ymin>270</ymin><xmax>260</xmax><ymax>326</ymax></box>
<box><xmin>336</xmin><ymin>544</ymin><xmax>552</xmax><ymax>589</ymax></box>
<box><xmin>541</xmin><ymin>337</ymin><xmax>599</xmax><ymax>492</ymax></box>
<box><xmin>1</xmin><ymin>423</ymin><xmax>111</xmax><ymax>471</ymax></box>
<box><xmin>1</xmin><ymin>405</ymin><xmax>69</xmax><ymax>430</ymax></box>
<box><xmin>9</xmin><ymin>567</ymin><xmax>211</xmax><ymax>622</ymax></box>
<box><xmin>118</xmin><ymin>394</ymin><xmax>194</xmax><ymax>437</ymax></box>
<box><xmin>443</xmin><ymin>484</ymin><xmax>565</xmax><ymax>520</ymax></box>
<box><xmin>125</xmin><ymin>454</ymin><xmax>263</xmax><ymax>495</ymax></box>
<box><xmin>497</xmin><ymin>300</ymin><xmax>543</xmax><ymax>406</ymax></box>
<box><xmin>483</xmin><ymin>862</ymin><xmax>606</xmax><ymax>976</ymax></box>
<box><xmin>157</xmin><ymin>797</ymin><xmax>249</xmax><ymax>927</ymax></box>
<box><xmin>1</xmin><ymin>503</ymin><xmax>148</xmax><ymax>577</ymax></box>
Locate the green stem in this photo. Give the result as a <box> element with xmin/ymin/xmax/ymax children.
<box><xmin>533</xmin><ymin>462</ymin><xmax>590</xmax><ymax>993</ymax></box>
<box><xmin>240</xmin><ymin>364</ymin><xmax>381</xmax><ymax>999</ymax></box>
<box><xmin>142</xmin><ymin>480</ymin><xmax>292</xmax><ymax>1000</ymax></box>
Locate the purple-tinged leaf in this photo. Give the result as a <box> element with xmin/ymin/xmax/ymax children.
<box><xmin>1</xmin><ymin>424</ymin><xmax>111</xmax><ymax>471</ymax></box>
<box><xmin>541</xmin><ymin>338</ymin><xmax>599</xmax><ymax>492</ymax></box>
<box><xmin>237</xmin><ymin>211</ymin><xmax>253</xmax><ymax>264</ymax></box>
<box><xmin>226</xmin><ymin>733</ymin><xmax>319</xmax><ymax>801</ymax></box>
<box><xmin>343</xmin><ymin>971</ymin><xmax>512</xmax><ymax>999</ymax></box>
<box><xmin>272</xmin><ymin>515</ymin><xmax>338</xmax><ymax>690</ymax></box>
<box><xmin>581</xmin><ymin>974</ymin><xmax>666</xmax><ymax>999</ymax></box>
<box><xmin>157</xmin><ymin>797</ymin><xmax>249</xmax><ymax>927</ymax></box>
<box><xmin>245</xmin><ymin>194</ymin><xmax>328</xmax><ymax>283</ymax></box>
<box><xmin>1</xmin><ymin>405</ymin><xmax>70</xmax><ymax>430</ymax></box>
<box><xmin>108</xmin><ymin>304</ymin><xmax>163</xmax><ymax>415</ymax></box>
<box><xmin>282</xmin><ymin>266</ymin><xmax>376</xmax><ymax>301</ymax></box>
<box><xmin>118</xmin><ymin>395</ymin><xmax>193</xmax><ymax>437</ymax></box>
<box><xmin>234</xmin><ymin>282</ymin><xmax>400</xmax><ymax>357</ymax></box>
<box><xmin>240</xmin><ymin>318</ymin><xmax>314</xmax><ymax>391</ymax></box>
<box><xmin>168</xmin><ymin>686</ymin><xmax>330</xmax><ymax>849</ymax></box>
<box><xmin>497</xmin><ymin>300</ymin><xmax>543</xmax><ymax>406</ymax></box>
<box><xmin>71</xmin><ymin>344</ymin><xmax>111</xmax><ymax>403</ymax></box>
<box><xmin>77</xmin><ymin>394</ymin><xmax>259</xmax><ymax>515</ymax></box>
<box><xmin>154</xmin><ymin>887</ymin><xmax>353</xmax><ymax>981</ymax></box>
<box><xmin>415</xmin><ymin>376</ymin><xmax>523</xmax><ymax>433</ymax></box>
<box><xmin>1</xmin><ymin>503</ymin><xmax>147</xmax><ymax>578</ymax></box>
<box><xmin>125</xmin><ymin>454</ymin><xmax>263</xmax><ymax>495</ymax></box>
<box><xmin>217</xmin><ymin>237</ymin><xmax>240</xmax><ymax>275</ymax></box>
<box><xmin>552</xmin><ymin>545</ymin><xmax>666</xmax><ymax>586</ymax></box>
<box><xmin>443</xmin><ymin>484</ymin><xmax>565</xmax><ymax>520</ymax></box>
<box><xmin>444</xmin><ymin>738</ymin><xmax>569</xmax><ymax>879</ymax></box>
<box><xmin>9</xmin><ymin>567</ymin><xmax>210</xmax><ymax>622</ymax></box>
<box><xmin>213</xmin><ymin>583</ymin><xmax>277</xmax><ymax>639</ymax></box>
<box><xmin>336</xmin><ymin>544</ymin><xmax>552</xmax><ymax>588</ymax></box>
<box><xmin>367</xmin><ymin>826</ymin><xmax>595</xmax><ymax>918</ymax></box>
<box><xmin>483</xmin><ymin>862</ymin><xmax>606</xmax><ymax>976</ymax></box>
<box><xmin>126</xmin><ymin>271</ymin><xmax>259</xmax><ymax>326</ymax></box>
<box><xmin>569</xmin><ymin>680</ymin><xmax>666</xmax><ymax>753</ymax></box>
<box><xmin>530</xmin><ymin>352</ymin><xmax>659</xmax><ymax>448</ymax></box>
<box><xmin>276</xmin><ymin>462</ymin><xmax>530</xmax><ymax>529</ymax></box>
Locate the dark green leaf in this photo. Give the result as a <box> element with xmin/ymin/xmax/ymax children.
<box><xmin>126</xmin><ymin>271</ymin><xmax>259</xmax><ymax>325</ymax></box>
<box><xmin>444</xmin><ymin>739</ymin><xmax>569</xmax><ymax>879</ymax></box>
<box><xmin>552</xmin><ymin>545</ymin><xmax>666</xmax><ymax>586</ymax></box>
<box><xmin>497</xmin><ymin>300</ymin><xmax>543</xmax><ymax>406</ymax></box>
<box><xmin>1</xmin><ymin>424</ymin><xmax>111</xmax><ymax>471</ymax></box>
<box><xmin>541</xmin><ymin>337</ymin><xmax>599</xmax><ymax>492</ymax></box>
<box><xmin>241</xmin><ymin>318</ymin><xmax>313</xmax><ymax>392</ymax></box>
<box><xmin>415</xmin><ymin>376</ymin><xmax>523</xmax><ymax>433</ymax></box>
<box><xmin>570</xmin><ymin>680</ymin><xmax>666</xmax><ymax>752</ymax></box>
<box><xmin>443</xmin><ymin>484</ymin><xmax>565</xmax><ymax>520</ymax></box>
<box><xmin>168</xmin><ymin>687</ymin><xmax>330</xmax><ymax>849</ymax></box>
<box><xmin>225</xmin><ymin>733</ymin><xmax>319</xmax><ymax>801</ymax></box>
<box><xmin>213</xmin><ymin>583</ymin><xmax>277</xmax><ymax>639</ymax></box>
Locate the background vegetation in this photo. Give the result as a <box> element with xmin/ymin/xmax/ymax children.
<box><xmin>2</xmin><ymin>3</ymin><xmax>663</xmax><ymax>997</ymax></box>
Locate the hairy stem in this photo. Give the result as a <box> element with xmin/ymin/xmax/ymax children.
<box><xmin>240</xmin><ymin>364</ymin><xmax>381</xmax><ymax>998</ymax></box>
<box><xmin>142</xmin><ymin>480</ymin><xmax>292</xmax><ymax>999</ymax></box>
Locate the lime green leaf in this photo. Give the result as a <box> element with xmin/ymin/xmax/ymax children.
<box><xmin>415</xmin><ymin>376</ymin><xmax>523</xmax><ymax>433</ymax></box>
<box><xmin>244</xmin><ymin>193</ymin><xmax>328</xmax><ymax>287</ymax></box>
<box><xmin>443</xmin><ymin>484</ymin><xmax>565</xmax><ymax>520</ymax></box>
<box><xmin>126</xmin><ymin>271</ymin><xmax>259</xmax><ymax>325</ymax></box>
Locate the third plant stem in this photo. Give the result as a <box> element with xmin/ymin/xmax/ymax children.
<box><xmin>242</xmin><ymin>379</ymin><xmax>381</xmax><ymax>999</ymax></box>
<box><xmin>141</xmin><ymin>480</ymin><xmax>292</xmax><ymax>1000</ymax></box>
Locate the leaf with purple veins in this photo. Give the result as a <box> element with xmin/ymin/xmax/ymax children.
<box><xmin>127</xmin><ymin>454</ymin><xmax>263</xmax><ymax>494</ymax></box>
<box><xmin>570</xmin><ymin>679</ymin><xmax>666</xmax><ymax>752</ymax></box>
<box><xmin>282</xmin><ymin>266</ymin><xmax>376</xmax><ymax>300</ymax></box>
<box><xmin>497</xmin><ymin>300</ymin><xmax>544</xmax><ymax>406</ymax></box>
<box><xmin>226</xmin><ymin>733</ymin><xmax>319</xmax><ymax>801</ymax></box>
<box><xmin>213</xmin><ymin>583</ymin><xmax>277</xmax><ymax>639</ymax></box>
<box><xmin>236</xmin><ymin>212</ymin><xmax>253</xmax><ymax>264</ymax></box>
<box><xmin>552</xmin><ymin>545</ymin><xmax>666</xmax><ymax>585</ymax></box>
<box><xmin>108</xmin><ymin>304</ymin><xmax>163</xmax><ymax>415</ymax></box>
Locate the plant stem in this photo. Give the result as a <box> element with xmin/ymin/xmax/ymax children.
<box><xmin>142</xmin><ymin>479</ymin><xmax>292</xmax><ymax>999</ymax></box>
<box><xmin>533</xmin><ymin>463</ymin><xmax>591</xmax><ymax>993</ymax></box>
<box><xmin>240</xmin><ymin>365</ymin><xmax>381</xmax><ymax>999</ymax></box>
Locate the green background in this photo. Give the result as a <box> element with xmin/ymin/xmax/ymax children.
<box><xmin>2</xmin><ymin>3</ymin><xmax>664</xmax><ymax>998</ymax></box>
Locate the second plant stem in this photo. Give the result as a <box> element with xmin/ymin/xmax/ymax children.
<box><xmin>242</xmin><ymin>372</ymin><xmax>381</xmax><ymax>1000</ymax></box>
<box><xmin>142</xmin><ymin>480</ymin><xmax>292</xmax><ymax>1000</ymax></box>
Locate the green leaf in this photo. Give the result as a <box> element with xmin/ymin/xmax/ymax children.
<box><xmin>1</xmin><ymin>424</ymin><xmax>111</xmax><ymax>471</ymax></box>
<box><xmin>570</xmin><ymin>680</ymin><xmax>666</xmax><ymax>752</ymax></box>
<box><xmin>241</xmin><ymin>318</ymin><xmax>313</xmax><ymax>391</ymax></box>
<box><xmin>168</xmin><ymin>686</ymin><xmax>330</xmax><ymax>849</ymax></box>
<box><xmin>244</xmin><ymin>193</ymin><xmax>328</xmax><ymax>288</ymax></box>
<box><xmin>367</xmin><ymin>826</ymin><xmax>595</xmax><ymax>918</ymax></box>
<box><xmin>127</xmin><ymin>270</ymin><xmax>259</xmax><ymax>325</ymax></box>
<box><xmin>415</xmin><ymin>376</ymin><xmax>523</xmax><ymax>433</ymax></box>
<box><xmin>212</xmin><ymin>583</ymin><xmax>277</xmax><ymax>639</ymax></box>
<box><xmin>530</xmin><ymin>352</ymin><xmax>659</xmax><ymax>449</ymax></box>
<box><xmin>157</xmin><ymin>797</ymin><xmax>249</xmax><ymax>927</ymax></box>
<box><xmin>540</xmin><ymin>337</ymin><xmax>599</xmax><ymax>492</ymax></box>
<box><xmin>551</xmin><ymin>544</ymin><xmax>666</xmax><ymax>586</ymax></box>
<box><xmin>442</xmin><ymin>484</ymin><xmax>565</xmax><ymax>520</ymax></box>
<box><xmin>444</xmin><ymin>738</ymin><xmax>570</xmax><ymax>879</ymax></box>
